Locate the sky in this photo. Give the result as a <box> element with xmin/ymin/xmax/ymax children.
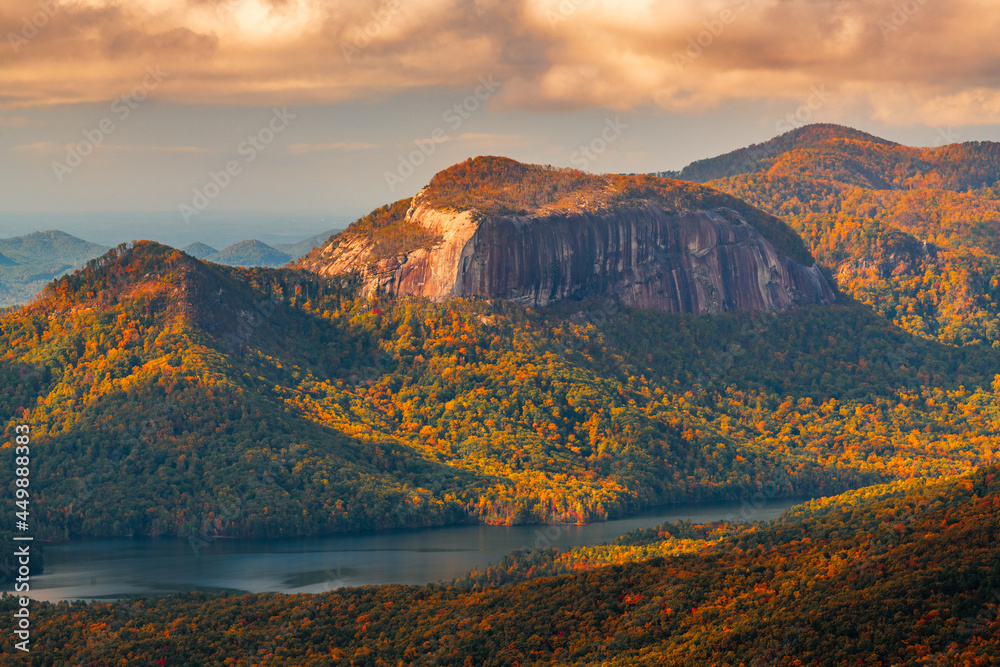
<box><xmin>3</xmin><ymin>0</ymin><xmax>1000</xmax><ymax>244</ymax></box>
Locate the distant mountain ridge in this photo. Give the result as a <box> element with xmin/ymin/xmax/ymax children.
<box><xmin>196</xmin><ymin>239</ymin><xmax>291</xmax><ymax>268</ymax></box>
<box><xmin>273</xmin><ymin>229</ymin><xmax>338</xmax><ymax>259</ymax></box>
<box><xmin>0</xmin><ymin>230</ymin><xmax>108</xmax><ymax>307</ymax></box>
<box><xmin>0</xmin><ymin>229</ymin><xmax>338</xmax><ymax>306</ymax></box>
<box><xmin>6</xmin><ymin>132</ymin><xmax>1000</xmax><ymax>545</ymax></box>
<box><xmin>672</xmin><ymin>123</ymin><xmax>900</xmax><ymax>183</ymax></box>
<box><xmin>181</xmin><ymin>242</ymin><xmax>218</xmax><ymax>260</ymax></box>
<box><xmin>181</xmin><ymin>231</ymin><xmax>338</xmax><ymax>268</ymax></box>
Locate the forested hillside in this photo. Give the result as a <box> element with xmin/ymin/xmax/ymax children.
<box><xmin>5</xmin><ymin>464</ymin><xmax>997</xmax><ymax>665</ymax></box>
<box><xmin>3</xmin><ymin>132</ymin><xmax>1000</xmax><ymax>666</ymax></box>
<box><xmin>3</xmin><ymin>240</ymin><xmax>1000</xmax><ymax>539</ymax></box>
<box><xmin>675</xmin><ymin>123</ymin><xmax>897</xmax><ymax>182</ymax></box>
<box><xmin>686</xmin><ymin>125</ymin><xmax>1000</xmax><ymax>345</ymax></box>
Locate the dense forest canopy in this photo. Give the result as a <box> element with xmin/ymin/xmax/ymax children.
<box><xmin>691</xmin><ymin>125</ymin><xmax>1000</xmax><ymax>346</ymax></box>
<box><xmin>4</xmin><ymin>464</ymin><xmax>997</xmax><ymax>665</ymax></box>
<box><xmin>2</xmin><ymin>240</ymin><xmax>999</xmax><ymax>540</ymax></box>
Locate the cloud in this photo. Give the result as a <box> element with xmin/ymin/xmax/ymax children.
<box><xmin>451</xmin><ymin>132</ymin><xmax>529</xmax><ymax>148</ymax></box>
<box><xmin>454</xmin><ymin>132</ymin><xmax>521</xmax><ymax>142</ymax></box>
<box><xmin>287</xmin><ymin>141</ymin><xmax>379</xmax><ymax>154</ymax></box>
<box><xmin>9</xmin><ymin>141</ymin><xmax>208</xmax><ymax>153</ymax></box>
<box><xmin>9</xmin><ymin>141</ymin><xmax>209</xmax><ymax>155</ymax></box>
<box><xmin>0</xmin><ymin>116</ymin><xmax>41</xmax><ymax>127</ymax></box>
<box><xmin>9</xmin><ymin>141</ymin><xmax>61</xmax><ymax>152</ymax></box>
<box><xmin>113</xmin><ymin>145</ymin><xmax>212</xmax><ymax>152</ymax></box>
<box><xmin>2</xmin><ymin>0</ymin><xmax>1000</xmax><ymax>125</ymax></box>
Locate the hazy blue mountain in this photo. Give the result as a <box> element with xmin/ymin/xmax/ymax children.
<box><xmin>0</xmin><ymin>230</ymin><xmax>108</xmax><ymax>263</ymax></box>
<box><xmin>273</xmin><ymin>229</ymin><xmax>339</xmax><ymax>260</ymax></box>
<box><xmin>0</xmin><ymin>230</ymin><xmax>108</xmax><ymax>307</ymax></box>
<box><xmin>206</xmin><ymin>239</ymin><xmax>292</xmax><ymax>267</ymax></box>
<box><xmin>182</xmin><ymin>242</ymin><xmax>219</xmax><ymax>259</ymax></box>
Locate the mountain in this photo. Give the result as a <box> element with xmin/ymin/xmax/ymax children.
<box><xmin>675</xmin><ymin>124</ymin><xmax>1000</xmax><ymax>345</ymax></box>
<box><xmin>274</xmin><ymin>229</ymin><xmax>339</xmax><ymax>260</ymax></box>
<box><xmin>178</xmin><ymin>231</ymin><xmax>337</xmax><ymax>266</ymax></box>
<box><xmin>10</xmin><ymin>464</ymin><xmax>1000</xmax><ymax>664</ymax></box>
<box><xmin>181</xmin><ymin>242</ymin><xmax>218</xmax><ymax>259</ymax></box>
<box><xmin>0</xmin><ymin>229</ymin><xmax>107</xmax><ymax>261</ymax></box>
<box><xmin>3</xmin><ymin>235</ymin><xmax>1000</xmax><ymax>540</ymax></box>
<box><xmin>0</xmin><ymin>230</ymin><xmax>108</xmax><ymax>307</ymax></box>
<box><xmin>1</xmin><ymin>242</ymin><xmax>480</xmax><ymax>538</ymax></box>
<box><xmin>673</xmin><ymin>123</ymin><xmax>899</xmax><ymax>183</ymax></box>
<box><xmin>4</xmin><ymin>144</ymin><xmax>1000</xmax><ymax>665</ymax></box>
<box><xmin>296</xmin><ymin>157</ymin><xmax>833</xmax><ymax>315</ymax></box>
<box><xmin>207</xmin><ymin>239</ymin><xmax>292</xmax><ymax>267</ymax></box>
<box><xmin>0</xmin><ymin>230</ymin><xmax>320</xmax><ymax>308</ymax></box>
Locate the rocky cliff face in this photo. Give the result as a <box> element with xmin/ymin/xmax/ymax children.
<box><xmin>296</xmin><ymin>158</ymin><xmax>834</xmax><ymax>314</ymax></box>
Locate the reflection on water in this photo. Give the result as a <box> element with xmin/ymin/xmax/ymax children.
<box><xmin>27</xmin><ymin>497</ymin><xmax>813</xmax><ymax>602</ymax></box>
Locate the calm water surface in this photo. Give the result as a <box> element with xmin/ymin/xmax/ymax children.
<box><xmin>29</xmin><ymin>497</ymin><xmax>813</xmax><ymax>602</ymax></box>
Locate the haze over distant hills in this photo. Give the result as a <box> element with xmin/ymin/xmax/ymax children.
<box><xmin>180</xmin><ymin>242</ymin><xmax>219</xmax><ymax>260</ymax></box>
<box><xmin>182</xmin><ymin>230</ymin><xmax>337</xmax><ymax>268</ymax></box>
<box><xmin>187</xmin><ymin>239</ymin><xmax>293</xmax><ymax>268</ymax></box>
<box><xmin>0</xmin><ymin>228</ymin><xmax>338</xmax><ymax>306</ymax></box>
<box><xmin>0</xmin><ymin>230</ymin><xmax>108</xmax><ymax>307</ymax></box>
<box><xmin>0</xmin><ymin>211</ymin><xmax>351</xmax><ymax>250</ymax></box>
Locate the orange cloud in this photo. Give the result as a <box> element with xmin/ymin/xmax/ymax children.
<box><xmin>2</xmin><ymin>0</ymin><xmax>999</xmax><ymax>125</ymax></box>
<box><xmin>287</xmin><ymin>141</ymin><xmax>378</xmax><ymax>154</ymax></box>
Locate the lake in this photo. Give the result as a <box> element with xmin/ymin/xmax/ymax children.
<box><xmin>28</xmin><ymin>496</ymin><xmax>811</xmax><ymax>602</ymax></box>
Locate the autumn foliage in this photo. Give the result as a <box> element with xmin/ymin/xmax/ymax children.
<box><xmin>4</xmin><ymin>465</ymin><xmax>998</xmax><ymax>665</ymax></box>
<box><xmin>702</xmin><ymin>126</ymin><xmax>1000</xmax><ymax>345</ymax></box>
<box><xmin>4</xmin><ymin>241</ymin><xmax>1000</xmax><ymax>540</ymax></box>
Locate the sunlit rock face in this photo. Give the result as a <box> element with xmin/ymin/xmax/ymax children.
<box><xmin>451</xmin><ymin>205</ymin><xmax>834</xmax><ymax>313</ymax></box>
<box><xmin>297</xmin><ymin>157</ymin><xmax>834</xmax><ymax>314</ymax></box>
<box><xmin>300</xmin><ymin>201</ymin><xmax>833</xmax><ymax>314</ymax></box>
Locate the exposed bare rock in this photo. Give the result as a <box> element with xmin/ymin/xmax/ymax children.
<box><xmin>295</xmin><ymin>158</ymin><xmax>834</xmax><ymax>314</ymax></box>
